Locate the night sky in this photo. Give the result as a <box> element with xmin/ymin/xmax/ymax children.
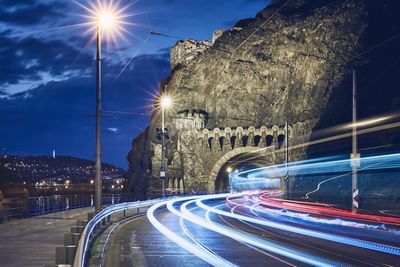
<box><xmin>0</xmin><ymin>0</ymin><xmax>270</xmax><ymax>168</ymax></box>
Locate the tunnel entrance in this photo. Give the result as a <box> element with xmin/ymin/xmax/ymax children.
<box><xmin>214</xmin><ymin>153</ymin><xmax>269</xmax><ymax>192</ymax></box>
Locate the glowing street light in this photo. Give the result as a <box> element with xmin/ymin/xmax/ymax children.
<box><xmin>159</xmin><ymin>95</ymin><xmax>173</xmax><ymax>197</ymax></box>
<box><xmin>161</xmin><ymin>96</ymin><xmax>172</xmax><ymax>109</ymax></box>
<box><xmin>226</xmin><ymin>167</ymin><xmax>233</xmax><ymax>173</ymax></box>
<box><xmin>98</xmin><ymin>11</ymin><xmax>116</xmax><ymax>29</ymax></box>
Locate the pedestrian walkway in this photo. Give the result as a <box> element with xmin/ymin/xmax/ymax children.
<box><xmin>0</xmin><ymin>207</ymin><xmax>93</xmax><ymax>267</ymax></box>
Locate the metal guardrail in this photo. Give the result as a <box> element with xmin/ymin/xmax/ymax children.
<box><xmin>73</xmin><ymin>198</ymin><xmax>168</xmax><ymax>267</ymax></box>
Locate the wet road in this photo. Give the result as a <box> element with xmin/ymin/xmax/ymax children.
<box><xmin>104</xmin><ymin>192</ymin><xmax>400</xmax><ymax>267</ymax></box>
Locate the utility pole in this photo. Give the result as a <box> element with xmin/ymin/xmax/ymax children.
<box><xmin>351</xmin><ymin>69</ymin><xmax>360</xmax><ymax>212</ymax></box>
<box><xmin>95</xmin><ymin>26</ymin><xmax>103</xmax><ymax>212</ymax></box>
<box><xmin>284</xmin><ymin>121</ymin><xmax>289</xmax><ymax>198</ymax></box>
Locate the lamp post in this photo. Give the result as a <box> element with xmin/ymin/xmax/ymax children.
<box><xmin>160</xmin><ymin>96</ymin><xmax>172</xmax><ymax>197</ymax></box>
<box><xmin>94</xmin><ymin>11</ymin><xmax>116</xmax><ymax>212</ymax></box>
<box><xmin>94</xmin><ymin>25</ymin><xmax>102</xmax><ymax>213</ymax></box>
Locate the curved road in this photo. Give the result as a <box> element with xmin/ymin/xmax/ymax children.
<box><xmin>103</xmin><ymin>192</ymin><xmax>400</xmax><ymax>266</ymax></box>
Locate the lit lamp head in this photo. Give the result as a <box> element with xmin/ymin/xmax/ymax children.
<box><xmin>161</xmin><ymin>96</ymin><xmax>172</xmax><ymax>109</ymax></box>
<box><xmin>226</xmin><ymin>167</ymin><xmax>233</xmax><ymax>173</ymax></box>
<box><xmin>98</xmin><ymin>10</ymin><xmax>116</xmax><ymax>29</ymax></box>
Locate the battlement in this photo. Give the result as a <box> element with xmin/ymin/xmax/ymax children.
<box><xmin>198</xmin><ymin>125</ymin><xmax>291</xmax><ymax>151</ymax></box>
<box><xmin>174</xmin><ymin>109</ymin><xmax>208</xmax><ymax>130</ymax></box>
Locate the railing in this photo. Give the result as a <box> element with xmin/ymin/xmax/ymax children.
<box><xmin>2</xmin><ymin>198</ymin><xmax>28</xmax><ymax>220</ymax></box>
<box><xmin>73</xmin><ymin>198</ymin><xmax>168</xmax><ymax>267</ymax></box>
<box><xmin>28</xmin><ymin>194</ymin><xmax>122</xmax><ymax>216</ymax></box>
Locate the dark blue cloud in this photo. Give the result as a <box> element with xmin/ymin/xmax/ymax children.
<box><xmin>0</xmin><ymin>1</ymin><xmax>66</xmax><ymax>25</ymax></box>
<box><xmin>0</xmin><ymin>31</ymin><xmax>93</xmax><ymax>88</ymax></box>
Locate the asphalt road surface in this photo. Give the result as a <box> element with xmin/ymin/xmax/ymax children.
<box><xmin>103</xmin><ymin>192</ymin><xmax>400</xmax><ymax>267</ymax></box>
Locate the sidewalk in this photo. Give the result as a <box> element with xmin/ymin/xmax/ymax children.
<box><xmin>0</xmin><ymin>207</ymin><xmax>93</xmax><ymax>267</ymax></box>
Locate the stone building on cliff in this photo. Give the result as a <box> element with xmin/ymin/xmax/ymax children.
<box><xmin>125</xmin><ymin>0</ymin><xmax>399</xmax><ymax>201</ymax></box>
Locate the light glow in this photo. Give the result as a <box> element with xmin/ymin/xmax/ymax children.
<box><xmin>161</xmin><ymin>96</ymin><xmax>172</xmax><ymax>109</ymax></box>
<box><xmin>98</xmin><ymin>11</ymin><xmax>116</xmax><ymax>29</ymax></box>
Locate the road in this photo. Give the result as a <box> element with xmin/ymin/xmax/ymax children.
<box><xmin>103</xmin><ymin>191</ymin><xmax>400</xmax><ymax>266</ymax></box>
<box><xmin>0</xmin><ymin>207</ymin><xmax>93</xmax><ymax>267</ymax></box>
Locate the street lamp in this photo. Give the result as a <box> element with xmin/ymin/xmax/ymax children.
<box><xmin>160</xmin><ymin>95</ymin><xmax>172</xmax><ymax>197</ymax></box>
<box><xmin>94</xmin><ymin>9</ymin><xmax>118</xmax><ymax>213</ymax></box>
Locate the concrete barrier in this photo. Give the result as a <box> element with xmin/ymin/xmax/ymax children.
<box><xmin>66</xmin><ymin>246</ymin><xmax>76</xmax><ymax>265</ymax></box>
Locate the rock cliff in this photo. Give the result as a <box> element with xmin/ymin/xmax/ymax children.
<box><xmin>125</xmin><ymin>0</ymin><xmax>393</xmax><ymax>201</ymax></box>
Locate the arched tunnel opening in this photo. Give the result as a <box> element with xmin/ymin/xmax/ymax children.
<box><xmin>214</xmin><ymin>153</ymin><xmax>271</xmax><ymax>192</ymax></box>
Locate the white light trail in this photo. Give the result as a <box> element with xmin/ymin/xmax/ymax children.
<box><xmin>195</xmin><ymin>195</ymin><xmax>400</xmax><ymax>256</ymax></box>
<box><xmin>146</xmin><ymin>196</ymin><xmax>237</xmax><ymax>267</ymax></box>
<box><xmin>165</xmin><ymin>194</ymin><xmax>343</xmax><ymax>267</ymax></box>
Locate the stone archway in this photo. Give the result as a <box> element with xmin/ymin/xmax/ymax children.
<box><xmin>206</xmin><ymin>146</ymin><xmax>275</xmax><ymax>192</ymax></box>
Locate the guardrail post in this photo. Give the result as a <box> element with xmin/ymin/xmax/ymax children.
<box><xmin>65</xmin><ymin>233</ymin><xmax>81</xmax><ymax>246</ymax></box>
<box><xmin>66</xmin><ymin>245</ymin><xmax>76</xmax><ymax>265</ymax></box>
<box><xmin>71</xmin><ymin>226</ymin><xmax>84</xmax><ymax>234</ymax></box>
<box><xmin>77</xmin><ymin>220</ymin><xmax>87</xmax><ymax>227</ymax></box>
<box><xmin>55</xmin><ymin>247</ymin><xmax>67</xmax><ymax>264</ymax></box>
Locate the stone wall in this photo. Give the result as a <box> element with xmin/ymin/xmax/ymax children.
<box><xmin>170</xmin><ymin>39</ymin><xmax>212</xmax><ymax>70</ymax></box>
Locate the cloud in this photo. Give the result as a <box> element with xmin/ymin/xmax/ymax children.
<box><xmin>107</xmin><ymin>128</ymin><xmax>119</xmax><ymax>133</ymax></box>
<box><xmin>0</xmin><ymin>30</ymin><xmax>93</xmax><ymax>94</ymax></box>
<box><xmin>0</xmin><ymin>1</ymin><xmax>66</xmax><ymax>26</ymax></box>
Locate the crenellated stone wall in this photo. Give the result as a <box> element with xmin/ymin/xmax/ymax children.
<box><xmin>145</xmin><ymin>109</ymin><xmax>290</xmax><ymax>196</ymax></box>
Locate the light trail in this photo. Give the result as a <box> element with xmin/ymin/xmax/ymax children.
<box><xmin>146</xmin><ymin>193</ymin><xmax>400</xmax><ymax>266</ymax></box>
<box><xmin>196</xmin><ymin>195</ymin><xmax>400</xmax><ymax>256</ymax></box>
<box><xmin>226</xmin><ymin>201</ymin><xmax>379</xmax><ymax>267</ymax></box>
<box><xmin>146</xmin><ymin>196</ymin><xmax>237</xmax><ymax>267</ymax></box>
<box><xmin>229</xmin><ymin>153</ymin><xmax>400</xmax><ymax>194</ymax></box>
<box><xmin>212</xmin><ymin>204</ymin><xmax>299</xmax><ymax>267</ymax></box>
<box><xmin>177</xmin><ymin>197</ymin><xmax>340</xmax><ymax>267</ymax></box>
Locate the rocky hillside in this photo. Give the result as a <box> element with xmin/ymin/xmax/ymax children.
<box><xmin>126</xmin><ymin>0</ymin><xmax>400</xmax><ymax>203</ymax></box>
